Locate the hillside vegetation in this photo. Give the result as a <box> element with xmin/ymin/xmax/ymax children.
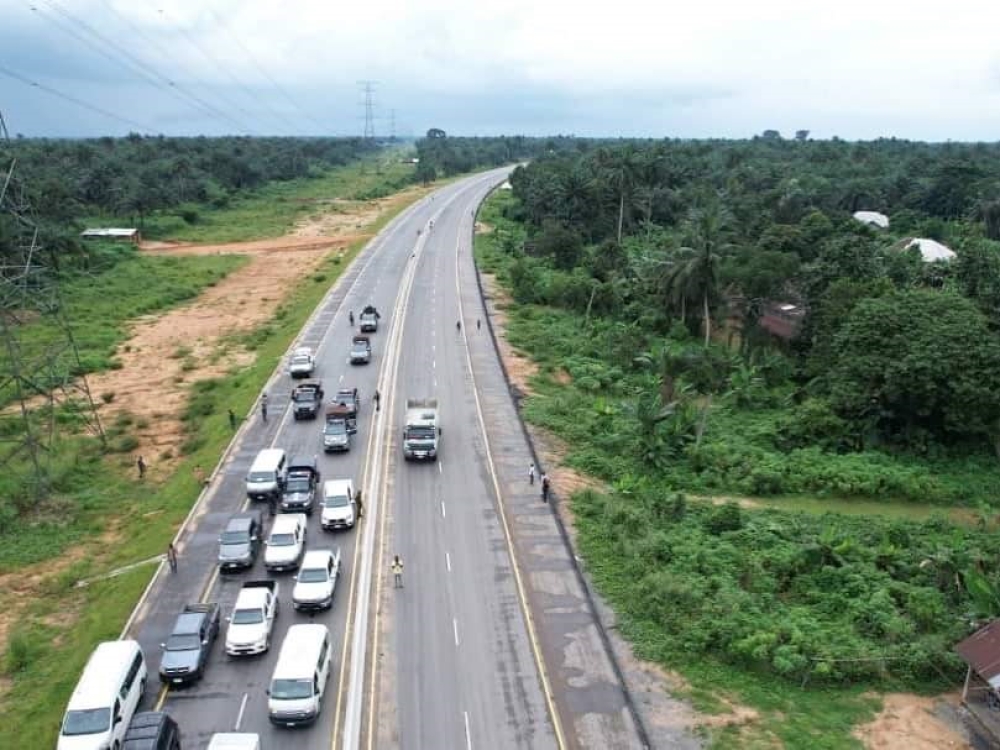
<box><xmin>475</xmin><ymin>137</ymin><xmax>1000</xmax><ymax>746</ymax></box>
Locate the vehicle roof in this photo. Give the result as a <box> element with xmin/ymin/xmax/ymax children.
<box><xmin>207</xmin><ymin>733</ymin><xmax>260</xmax><ymax>750</ymax></box>
<box><xmin>301</xmin><ymin>549</ymin><xmax>337</xmax><ymax>567</ymax></box>
<box><xmin>123</xmin><ymin>711</ymin><xmax>176</xmax><ymax>742</ymax></box>
<box><xmin>292</xmin><ymin>347</ymin><xmax>313</xmax><ymax>356</ymax></box>
<box><xmin>405</xmin><ymin>408</ymin><xmax>438</xmax><ymax>427</ymax></box>
<box><xmin>172</xmin><ymin>611</ymin><xmax>206</xmax><ymax>635</ymax></box>
<box><xmin>67</xmin><ymin>640</ymin><xmax>143</xmax><ymax>711</ymax></box>
<box><xmin>225</xmin><ymin>513</ymin><xmax>259</xmax><ymax>532</ymax></box>
<box><xmin>269</xmin><ymin>513</ymin><xmax>306</xmax><ymax>533</ymax></box>
<box><xmin>289</xmin><ymin>455</ymin><xmax>317</xmax><ymax>470</ymax></box>
<box><xmin>250</xmin><ymin>448</ymin><xmax>285</xmax><ymax>472</ymax></box>
<box><xmin>323</xmin><ymin>478</ymin><xmax>354</xmax><ymax>495</ymax></box>
<box><xmin>272</xmin><ymin>624</ymin><xmax>329</xmax><ymax>678</ymax></box>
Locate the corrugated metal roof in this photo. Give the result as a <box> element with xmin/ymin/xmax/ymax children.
<box><xmin>81</xmin><ymin>228</ymin><xmax>139</xmax><ymax>238</ymax></box>
<box><xmin>956</xmin><ymin>620</ymin><xmax>1000</xmax><ymax>689</ymax></box>
<box><xmin>853</xmin><ymin>210</ymin><xmax>889</xmax><ymax>229</ymax></box>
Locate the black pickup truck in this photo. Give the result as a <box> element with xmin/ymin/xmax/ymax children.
<box><xmin>291</xmin><ymin>381</ymin><xmax>324</xmax><ymax>420</ymax></box>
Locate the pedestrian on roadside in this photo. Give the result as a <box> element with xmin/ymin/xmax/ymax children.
<box><xmin>167</xmin><ymin>542</ymin><xmax>178</xmax><ymax>573</ymax></box>
<box><xmin>477</xmin><ymin>318</ymin><xmax>481</xmax><ymax>331</ymax></box>
<box><xmin>228</xmin><ymin>408</ymin><xmax>237</xmax><ymax>431</ymax></box>
<box><xmin>541</xmin><ymin>474</ymin><xmax>551</xmax><ymax>503</ymax></box>
<box><xmin>374</xmin><ymin>389</ymin><xmax>381</xmax><ymax>412</ymax></box>
<box><xmin>392</xmin><ymin>555</ymin><xmax>404</xmax><ymax>588</ymax></box>
<box><xmin>260</xmin><ymin>393</ymin><xmax>269</xmax><ymax>423</ymax></box>
<box><xmin>268</xmin><ymin>492</ymin><xmax>277</xmax><ymax>517</ymax></box>
<box><xmin>456</xmin><ymin>320</ymin><xmax>461</xmax><ymax>332</ymax></box>
<box><xmin>136</xmin><ymin>455</ymin><xmax>147</xmax><ymax>480</ymax></box>
<box><xmin>193</xmin><ymin>465</ymin><xmax>206</xmax><ymax>485</ymax></box>
<box><xmin>528</xmin><ymin>462</ymin><xmax>535</xmax><ymax>485</ymax></box>
<box><xmin>355</xmin><ymin>489</ymin><xmax>365</xmax><ymax>520</ymax></box>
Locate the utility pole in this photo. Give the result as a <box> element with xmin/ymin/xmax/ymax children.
<box><xmin>0</xmin><ymin>111</ymin><xmax>106</xmax><ymax>502</ymax></box>
<box><xmin>390</xmin><ymin>109</ymin><xmax>396</xmax><ymax>142</ymax></box>
<box><xmin>358</xmin><ymin>80</ymin><xmax>377</xmax><ymax>141</ymax></box>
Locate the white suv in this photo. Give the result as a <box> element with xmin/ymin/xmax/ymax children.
<box><xmin>293</xmin><ymin>549</ymin><xmax>341</xmax><ymax>611</ymax></box>
<box><xmin>264</xmin><ymin>514</ymin><xmax>306</xmax><ymax>572</ymax></box>
<box><xmin>321</xmin><ymin>479</ymin><xmax>356</xmax><ymax>531</ymax></box>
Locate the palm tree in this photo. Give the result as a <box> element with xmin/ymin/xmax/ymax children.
<box><xmin>596</xmin><ymin>146</ymin><xmax>645</xmax><ymax>243</ymax></box>
<box><xmin>677</xmin><ymin>203</ymin><xmax>732</xmax><ymax>346</ymax></box>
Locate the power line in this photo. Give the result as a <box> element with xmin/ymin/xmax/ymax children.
<box><xmin>0</xmin><ymin>64</ymin><xmax>157</xmax><ymax>132</ymax></box>
<box><xmin>33</xmin><ymin>0</ymin><xmax>253</xmax><ymax>134</ymax></box>
<box><xmin>206</xmin><ymin>6</ymin><xmax>330</xmax><ymax>136</ymax></box>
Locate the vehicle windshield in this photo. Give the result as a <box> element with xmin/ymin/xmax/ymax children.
<box><xmin>325</xmin><ymin>422</ymin><xmax>347</xmax><ymax>435</ymax></box>
<box><xmin>165</xmin><ymin>633</ymin><xmax>201</xmax><ymax>651</ymax></box>
<box><xmin>406</xmin><ymin>426</ymin><xmax>436</xmax><ymax>440</ymax></box>
<box><xmin>248</xmin><ymin>471</ymin><xmax>274</xmax><ymax>483</ymax></box>
<box><xmin>286</xmin><ymin>477</ymin><xmax>311</xmax><ymax>493</ymax></box>
<box><xmin>298</xmin><ymin>567</ymin><xmax>329</xmax><ymax>583</ymax></box>
<box><xmin>220</xmin><ymin>530</ymin><xmax>248</xmax><ymax>545</ymax></box>
<box><xmin>325</xmin><ymin>494</ymin><xmax>350</xmax><ymax>508</ymax></box>
<box><xmin>269</xmin><ymin>678</ymin><xmax>313</xmax><ymax>700</ymax></box>
<box><xmin>291</xmin><ymin>355</ymin><xmax>310</xmax><ymax>365</ymax></box>
<box><xmin>231</xmin><ymin>609</ymin><xmax>263</xmax><ymax>625</ymax></box>
<box><xmin>270</xmin><ymin>533</ymin><xmax>296</xmax><ymax>546</ymax></box>
<box><xmin>62</xmin><ymin>708</ymin><xmax>110</xmax><ymax>736</ymax></box>
<box><xmin>293</xmin><ymin>390</ymin><xmax>316</xmax><ymax>402</ymax></box>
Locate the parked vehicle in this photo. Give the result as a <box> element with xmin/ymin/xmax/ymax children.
<box><xmin>122</xmin><ymin>711</ymin><xmax>181</xmax><ymax>750</ymax></box>
<box><xmin>264</xmin><ymin>513</ymin><xmax>307</xmax><ymax>572</ymax></box>
<box><xmin>207</xmin><ymin>733</ymin><xmax>260</xmax><ymax>750</ymax></box>
<box><xmin>321</xmin><ymin>479</ymin><xmax>357</xmax><ymax>531</ymax></box>
<box><xmin>287</xmin><ymin>347</ymin><xmax>315</xmax><ymax>379</ymax></box>
<box><xmin>281</xmin><ymin>456</ymin><xmax>319</xmax><ymax>515</ymax></box>
<box><xmin>58</xmin><ymin>640</ymin><xmax>147</xmax><ymax>750</ymax></box>
<box><xmin>293</xmin><ymin>548</ymin><xmax>342</xmax><ymax>611</ymax></box>
<box><xmin>291</xmin><ymin>381</ymin><xmax>324</xmax><ymax>420</ymax></box>
<box><xmin>218</xmin><ymin>511</ymin><xmax>264</xmax><ymax>571</ymax></box>
<box><xmin>402</xmin><ymin>398</ymin><xmax>440</xmax><ymax>461</ymax></box>
<box><xmin>350</xmin><ymin>335</ymin><xmax>371</xmax><ymax>364</ymax></box>
<box><xmin>323</xmin><ymin>418</ymin><xmax>352</xmax><ymax>453</ymax></box>
<box><xmin>158</xmin><ymin>603</ymin><xmax>221</xmax><ymax>685</ymax></box>
<box><xmin>267</xmin><ymin>624</ymin><xmax>332</xmax><ymax>727</ymax></box>
<box><xmin>246</xmin><ymin>448</ymin><xmax>287</xmax><ymax>502</ymax></box>
<box><xmin>359</xmin><ymin>305</ymin><xmax>380</xmax><ymax>332</ymax></box>
<box><xmin>225</xmin><ymin>581</ymin><xmax>279</xmax><ymax>656</ymax></box>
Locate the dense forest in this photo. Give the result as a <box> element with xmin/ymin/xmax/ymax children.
<box><xmin>475</xmin><ymin>137</ymin><xmax>1000</xmax><ymax>706</ymax></box>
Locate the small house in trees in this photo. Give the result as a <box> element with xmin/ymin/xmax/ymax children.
<box><xmin>956</xmin><ymin>620</ymin><xmax>1000</xmax><ymax>741</ymax></box>
<box><xmin>759</xmin><ymin>302</ymin><xmax>805</xmax><ymax>341</ymax></box>
<box><xmin>852</xmin><ymin>210</ymin><xmax>889</xmax><ymax>229</ymax></box>
<box><xmin>893</xmin><ymin>237</ymin><xmax>956</xmax><ymax>263</ymax></box>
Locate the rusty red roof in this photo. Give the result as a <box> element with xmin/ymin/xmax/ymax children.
<box><xmin>956</xmin><ymin>620</ymin><xmax>1000</xmax><ymax>689</ymax></box>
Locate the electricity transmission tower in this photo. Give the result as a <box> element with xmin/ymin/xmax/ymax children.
<box><xmin>0</xmin><ymin>111</ymin><xmax>105</xmax><ymax>502</ymax></box>
<box><xmin>390</xmin><ymin>109</ymin><xmax>396</xmax><ymax>141</ymax></box>
<box><xmin>358</xmin><ymin>80</ymin><xmax>377</xmax><ymax>141</ymax></box>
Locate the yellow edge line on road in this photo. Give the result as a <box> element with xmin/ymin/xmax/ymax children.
<box><xmin>454</xmin><ymin>190</ymin><xmax>569</xmax><ymax>749</ymax></box>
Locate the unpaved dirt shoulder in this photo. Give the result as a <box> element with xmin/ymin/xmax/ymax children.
<box><xmin>477</xmin><ymin>271</ymin><xmax>973</xmax><ymax>749</ymax></box>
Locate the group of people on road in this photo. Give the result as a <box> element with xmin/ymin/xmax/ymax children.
<box><xmin>527</xmin><ymin>462</ymin><xmax>551</xmax><ymax>502</ymax></box>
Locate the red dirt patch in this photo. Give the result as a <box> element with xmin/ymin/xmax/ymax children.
<box><xmin>853</xmin><ymin>693</ymin><xmax>970</xmax><ymax>749</ymax></box>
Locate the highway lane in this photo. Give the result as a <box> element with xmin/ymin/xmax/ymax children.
<box><xmin>376</xmin><ymin>177</ymin><xmax>559</xmax><ymax>749</ymax></box>
<box><xmin>127</xmin><ymin>177</ymin><xmax>493</xmax><ymax>748</ymax></box>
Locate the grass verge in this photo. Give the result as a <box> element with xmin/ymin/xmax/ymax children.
<box><xmin>0</xmin><ymin>172</ymin><xmax>435</xmax><ymax>749</ymax></box>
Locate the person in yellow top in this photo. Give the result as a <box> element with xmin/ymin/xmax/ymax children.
<box><xmin>392</xmin><ymin>555</ymin><xmax>404</xmax><ymax>588</ymax></box>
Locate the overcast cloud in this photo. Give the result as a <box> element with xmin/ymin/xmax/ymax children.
<box><xmin>1</xmin><ymin>0</ymin><xmax>998</xmax><ymax>139</ymax></box>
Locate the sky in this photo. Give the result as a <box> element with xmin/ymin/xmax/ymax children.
<box><xmin>1</xmin><ymin>0</ymin><xmax>999</xmax><ymax>140</ymax></box>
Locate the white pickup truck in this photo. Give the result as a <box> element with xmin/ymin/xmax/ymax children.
<box><xmin>225</xmin><ymin>580</ymin><xmax>279</xmax><ymax>656</ymax></box>
<box><xmin>288</xmin><ymin>347</ymin><xmax>315</xmax><ymax>379</ymax></box>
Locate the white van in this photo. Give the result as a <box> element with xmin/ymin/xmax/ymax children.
<box><xmin>246</xmin><ymin>447</ymin><xmax>287</xmax><ymax>501</ymax></box>
<box><xmin>264</xmin><ymin>513</ymin><xmax>307</xmax><ymax>572</ymax></box>
<box><xmin>267</xmin><ymin>624</ymin><xmax>332</xmax><ymax>727</ymax></box>
<box><xmin>320</xmin><ymin>478</ymin><xmax>356</xmax><ymax>531</ymax></box>
<box><xmin>58</xmin><ymin>640</ymin><xmax>147</xmax><ymax>750</ymax></box>
<box><xmin>206</xmin><ymin>734</ymin><xmax>260</xmax><ymax>750</ymax></box>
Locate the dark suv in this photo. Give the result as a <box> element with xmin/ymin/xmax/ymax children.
<box><xmin>281</xmin><ymin>456</ymin><xmax>320</xmax><ymax>515</ymax></box>
<box><xmin>122</xmin><ymin>712</ymin><xmax>181</xmax><ymax>750</ymax></box>
<box><xmin>217</xmin><ymin>511</ymin><xmax>263</xmax><ymax>571</ymax></box>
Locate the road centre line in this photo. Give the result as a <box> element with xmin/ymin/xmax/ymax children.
<box><xmin>441</xmin><ymin>500</ymin><xmax>446</xmax><ymax>518</ymax></box>
<box><xmin>453</xmin><ymin>618</ymin><xmax>460</xmax><ymax>647</ymax></box>
<box><xmin>446</xmin><ymin>552</ymin><xmax>452</xmax><ymax>572</ymax></box>
<box><xmin>464</xmin><ymin>710</ymin><xmax>472</xmax><ymax>750</ymax></box>
<box><xmin>234</xmin><ymin>693</ymin><xmax>249</xmax><ymax>730</ymax></box>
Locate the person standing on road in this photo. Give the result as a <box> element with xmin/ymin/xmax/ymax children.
<box><xmin>166</xmin><ymin>542</ymin><xmax>178</xmax><ymax>573</ymax></box>
<box><xmin>355</xmin><ymin>489</ymin><xmax>364</xmax><ymax>520</ymax></box>
<box><xmin>260</xmin><ymin>393</ymin><xmax>269</xmax><ymax>423</ymax></box>
<box><xmin>136</xmin><ymin>455</ymin><xmax>147</xmax><ymax>480</ymax></box>
<box><xmin>541</xmin><ymin>474</ymin><xmax>551</xmax><ymax>503</ymax></box>
<box><xmin>228</xmin><ymin>408</ymin><xmax>238</xmax><ymax>431</ymax></box>
<box><xmin>392</xmin><ymin>555</ymin><xmax>404</xmax><ymax>588</ymax></box>
<box><xmin>456</xmin><ymin>320</ymin><xmax>461</xmax><ymax>332</ymax></box>
<box><xmin>528</xmin><ymin>462</ymin><xmax>535</xmax><ymax>485</ymax></box>
<box><xmin>477</xmin><ymin>318</ymin><xmax>481</xmax><ymax>331</ymax></box>
<box><xmin>349</xmin><ymin>311</ymin><xmax>355</xmax><ymax>327</ymax></box>
<box><xmin>267</xmin><ymin>491</ymin><xmax>277</xmax><ymax>517</ymax></box>
<box><xmin>373</xmin><ymin>389</ymin><xmax>381</xmax><ymax>412</ymax></box>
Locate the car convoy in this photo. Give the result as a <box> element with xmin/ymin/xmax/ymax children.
<box><xmin>58</xmin><ymin>301</ymin><xmax>450</xmax><ymax>747</ymax></box>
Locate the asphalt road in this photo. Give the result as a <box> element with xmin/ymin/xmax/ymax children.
<box><xmin>381</xmin><ymin>181</ymin><xmax>558</xmax><ymax>750</ymax></box>
<box><xmin>127</xmin><ymin>169</ymin><xmax>531</xmax><ymax>750</ymax></box>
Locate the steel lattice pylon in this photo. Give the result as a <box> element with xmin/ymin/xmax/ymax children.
<box><xmin>0</xmin><ymin>113</ymin><xmax>105</xmax><ymax>504</ymax></box>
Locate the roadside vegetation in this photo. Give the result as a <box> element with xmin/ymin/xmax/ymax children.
<box><xmin>475</xmin><ymin>137</ymin><xmax>1000</xmax><ymax>746</ymax></box>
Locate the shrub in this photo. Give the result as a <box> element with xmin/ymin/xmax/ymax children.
<box><xmin>100</xmin><ymin>391</ymin><xmax>115</xmax><ymax>404</ymax></box>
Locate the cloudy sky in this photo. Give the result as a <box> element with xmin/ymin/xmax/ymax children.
<box><xmin>1</xmin><ymin>0</ymin><xmax>998</xmax><ymax>140</ymax></box>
